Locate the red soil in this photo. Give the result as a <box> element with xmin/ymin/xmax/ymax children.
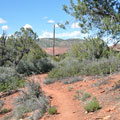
<box><xmin>1</xmin><ymin>73</ymin><xmax>120</xmax><ymax>120</ymax></box>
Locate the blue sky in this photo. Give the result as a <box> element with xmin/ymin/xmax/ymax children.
<box><xmin>0</xmin><ymin>0</ymin><xmax>89</xmax><ymax>39</ymax></box>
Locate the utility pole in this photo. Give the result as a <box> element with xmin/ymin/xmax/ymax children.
<box><xmin>53</xmin><ymin>24</ymin><xmax>55</xmax><ymax>61</ymax></box>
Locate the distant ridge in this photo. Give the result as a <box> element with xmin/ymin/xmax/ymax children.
<box><xmin>37</xmin><ymin>38</ymin><xmax>84</xmax><ymax>48</ymax></box>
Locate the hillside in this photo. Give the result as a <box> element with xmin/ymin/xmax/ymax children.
<box><xmin>37</xmin><ymin>38</ymin><xmax>84</xmax><ymax>48</ymax></box>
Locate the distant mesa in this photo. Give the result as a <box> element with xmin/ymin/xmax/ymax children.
<box><xmin>37</xmin><ymin>38</ymin><xmax>83</xmax><ymax>48</ymax></box>
<box><xmin>43</xmin><ymin>47</ymin><xmax>68</xmax><ymax>56</ymax></box>
<box><xmin>37</xmin><ymin>38</ymin><xmax>83</xmax><ymax>56</ymax></box>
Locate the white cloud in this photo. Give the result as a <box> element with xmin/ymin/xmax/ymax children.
<box><xmin>0</xmin><ymin>18</ymin><xmax>7</xmax><ymax>24</ymax></box>
<box><xmin>55</xmin><ymin>24</ymin><xmax>59</xmax><ymax>28</ymax></box>
<box><xmin>2</xmin><ymin>25</ymin><xmax>8</xmax><ymax>30</ymax></box>
<box><xmin>24</xmin><ymin>24</ymin><xmax>32</xmax><ymax>29</ymax></box>
<box><xmin>39</xmin><ymin>31</ymin><xmax>89</xmax><ymax>39</ymax></box>
<box><xmin>48</xmin><ymin>20</ymin><xmax>55</xmax><ymax>24</ymax></box>
<box><xmin>57</xmin><ymin>31</ymin><xmax>81</xmax><ymax>38</ymax></box>
<box><xmin>71</xmin><ymin>22</ymin><xmax>80</xmax><ymax>29</ymax></box>
<box><xmin>39</xmin><ymin>31</ymin><xmax>53</xmax><ymax>38</ymax></box>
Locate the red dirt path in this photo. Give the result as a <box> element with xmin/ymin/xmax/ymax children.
<box><xmin>32</xmin><ymin>74</ymin><xmax>82</xmax><ymax>120</ymax></box>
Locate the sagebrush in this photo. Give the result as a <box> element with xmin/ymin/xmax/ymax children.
<box><xmin>5</xmin><ymin>80</ymin><xmax>48</xmax><ymax>120</ymax></box>
<box><xmin>0</xmin><ymin>67</ymin><xmax>24</xmax><ymax>92</ymax></box>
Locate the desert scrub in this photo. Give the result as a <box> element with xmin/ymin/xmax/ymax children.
<box><xmin>0</xmin><ymin>100</ymin><xmax>4</xmax><ymax>109</ymax></box>
<box><xmin>48</xmin><ymin>106</ymin><xmax>57</xmax><ymax>115</ymax></box>
<box><xmin>47</xmin><ymin>57</ymin><xmax>82</xmax><ymax>79</ymax></box>
<box><xmin>74</xmin><ymin>90</ymin><xmax>84</xmax><ymax>100</ymax></box>
<box><xmin>0</xmin><ymin>67</ymin><xmax>25</xmax><ymax>92</ymax></box>
<box><xmin>0</xmin><ymin>108</ymin><xmax>11</xmax><ymax>114</ymax></box>
<box><xmin>68</xmin><ymin>86</ymin><xmax>73</xmax><ymax>91</ymax></box>
<box><xmin>63</xmin><ymin>76</ymin><xmax>83</xmax><ymax>84</ymax></box>
<box><xmin>81</xmin><ymin>92</ymin><xmax>91</xmax><ymax>102</ymax></box>
<box><xmin>6</xmin><ymin>80</ymin><xmax>49</xmax><ymax>120</ymax></box>
<box><xmin>112</xmin><ymin>81</ymin><xmax>120</xmax><ymax>90</ymax></box>
<box><xmin>74</xmin><ymin>90</ymin><xmax>91</xmax><ymax>101</ymax></box>
<box><xmin>47</xmin><ymin>56</ymin><xmax>120</xmax><ymax>83</ymax></box>
<box><xmin>70</xmin><ymin>38</ymin><xmax>110</xmax><ymax>61</ymax></box>
<box><xmin>44</xmin><ymin>78</ymin><xmax>58</xmax><ymax>85</ymax></box>
<box><xmin>84</xmin><ymin>97</ymin><xmax>101</xmax><ymax>112</ymax></box>
<box><xmin>74</xmin><ymin>94</ymin><xmax>80</xmax><ymax>100</ymax></box>
<box><xmin>16</xmin><ymin>58</ymin><xmax>54</xmax><ymax>76</ymax></box>
<box><xmin>92</xmin><ymin>79</ymin><xmax>109</xmax><ymax>87</ymax></box>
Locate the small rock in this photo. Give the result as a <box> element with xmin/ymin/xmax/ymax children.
<box><xmin>85</xmin><ymin>111</ymin><xmax>88</xmax><ymax>114</ymax></box>
<box><xmin>48</xmin><ymin>95</ymin><xmax>53</xmax><ymax>99</ymax></box>
<box><xmin>103</xmin><ymin>115</ymin><xmax>111</xmax><ymax>120</ymax></box>
<box><xmin>106</xmin><ymin>106</ymin><xmax>116</xmax><ymax>112</ymax></box>
<box><xmin>100</xmin><ymin>90</ymin><xmax>105</xmax><ymax>93</ymax></box>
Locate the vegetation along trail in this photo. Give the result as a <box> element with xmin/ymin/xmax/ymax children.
<box><xmin>32</xmin><ymin>74</ymin><xmax>81</xmax><ymax>120</ymax></box>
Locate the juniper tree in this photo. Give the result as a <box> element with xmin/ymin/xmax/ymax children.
<box><xmin>0</xmin><ymin>27</ymin><xmax>42</xmax><ymax>66</ymax></box>
<box><xmin>0</xmin><ymin>32</ymin><xmax>10</xmax><ymax>66</ymax></box>
<box><xmin>7</xmin><ymin>27</ymin><xmax>38</xmax><ymax>66</ymax></box>
<box><xmin>63</xmin><ymin>0</ymin><xmax>120</xmax><ymax>44</ymax></box>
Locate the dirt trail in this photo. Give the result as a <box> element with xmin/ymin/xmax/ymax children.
<box><xmin>31</xmin><ymin>74</ymin><xmax>81</xmax><ymax>120</ymax></box>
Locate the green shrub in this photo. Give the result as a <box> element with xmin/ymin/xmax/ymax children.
<box><xmin>74</xmin><ymin>94</ymin><xmax>80</xmax><ymax>100</ymax></box>
<box><xmin>5</xmin><ymin>27</ymin><xmax>47</xmax><ymax>67</ymax></box>
<box><xmin>0</xmin><ymin>108</ymin><xmax>10</xmax><ymax>114</ymax></box>
<box><xmin>70</xmin><ymin>37</ymin><xmax>110</xmax><ymax>61</ymax></box>
<box><xmin>53</xmin><ymin>53</ymin><xmax>67</xmax><ymax>62</ymax></box>
<box><xmin>9</xmin><ymin>80</ymin><xmax>49</xmax><ymax>120</ymax></box>
<box><xmin>112</xmin><ymin>81</ymin><xmax>120</xmax><ymax>90</ymax></box>
<box><xmin>48</xmin><ymin>106</ymin><xmax>57</xmax><ymax>115</ymax></box>
<box><xmin>84</xmin><ymin>97</ymin><xmax>101</xmax><ymax>112</ymax></box>
<box><xmin>74</xmin><ymin>90</ymin><xmax>91</xmax><ymax>101</ymax></box>
<box><xmin>81</xmin><ymin>93</ymin><xmax>91</xmax><ymax>102</ymax></box>
<box><xmin>16</xmin><ymin>58</ymin><xmax>53</xmax><ymax>76</ymax></box>
<box><xmin>46</xmin><ymin>56</ymin><xmax>120</xmax><ymax>83</ymax></box>
<box><xmin>0</xmin><ymin>67</ymin><xmax>25</xmax><ymax>92</ymax></box>
<box><xmin>44</xmin><ymin>76</ymin><xmax>83</xmax><ymax>85</ymax></box>
<box><xmin>44</xmin><ymin>78</ymin><xmax>58</xmax><ymax>85</ymax></box>
<box><xmin>63</xmin><ymin>76</ymin><xmax>83</xmax><ymax>84</ymax></box>
<box><xmin>47</xmin><ymin>57</ymin><xmax>82</xmax><ymax>80</ymax></box>
<box><xmin>68</xmin><ymin>86</ymin><xmax>73</xmax><ymax>91</ymax></box>
<box><xmin>92</xmin><ymin>79</ymin><xmax>109</xmax><ymax>87</ymax></box>
<box><xmin>74</xmin><ymin>90</ymin><xmax>83</xmax><ymax>100</ymax></box>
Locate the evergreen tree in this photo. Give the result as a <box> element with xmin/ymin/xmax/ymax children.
<box><xmin>63</xmin><ymin>0</ymin><xmax>120</xmax><ymax>44</ymax></box>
